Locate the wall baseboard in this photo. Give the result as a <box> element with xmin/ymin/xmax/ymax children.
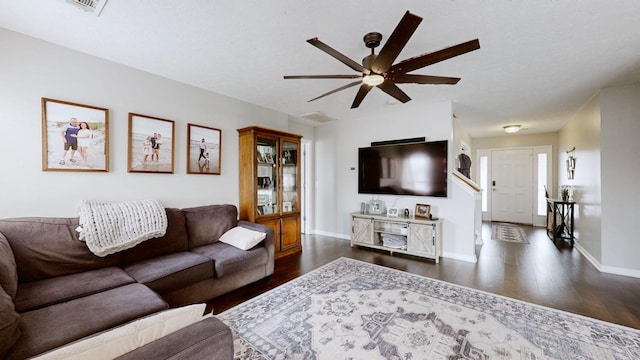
<box><xmin>311</xmin><ymin>230</ymin><xmax>350</xmax><ymax>240</ymax></box>
<box><xmin>575</xmin><ymin>242</ymin><xmax>640</xmax><ymax>279</ymax></box>
<box><xmin>442</xmin><ymin>251</ymin><xmax>478</xmax><ymax>263</ymax></box>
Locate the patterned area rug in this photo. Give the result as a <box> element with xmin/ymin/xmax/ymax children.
<box><xmin>219</xmin><ymin>257</ymin><xmax>640</xmax><ymax>359</ymax></box>
<box><xmin>492</xmin><ymin>223</ymin><xmax>529</xmax><ymax>243</ymax></box>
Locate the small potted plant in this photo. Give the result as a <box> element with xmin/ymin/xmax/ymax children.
<box><xmin>560</xmin><ymin>185</ymin><xmax>572</xmax><ymax>202</ymax></box>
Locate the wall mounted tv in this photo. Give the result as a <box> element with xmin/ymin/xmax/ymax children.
<box><xmin>358</xmin><ymin>140</ymin><xmax>448</xmax><ymax>197</ymax></box>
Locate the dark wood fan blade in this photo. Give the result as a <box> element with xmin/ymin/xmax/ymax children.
<box><xmin>307</xmin><ymin>38</ymin><xmax>369</xmax><ymax>74</ymax></box>
<box><xmin>284</xmin><ymin>75</ymin><xmax>363</xmax><ymax>80</ymax></box>
<box><xmin>393</xmin><ymin>74</ymin><xmax>460</xmax><ymax>84</ymax></box>
<box><xmin>351</xmin><ymin>84</ymin><xmax>373</xmax><ymax>108</ymax></box>
<box><xmin>371</xmin><ymin>11</ymin><xmax>422</xmax><ymax>74</ymax></box>
<box><xmin>388</xmin><ymin>39</ymin><xmax>480</xmax><ymax>77</ymax></box>
<box><xmin>377</xmin><ymin>82</ymin><xmax>411</xmax><ymax>103</ymax></box>
<box><xmin>308</xmin><ymin>80</ymin><xmax>362</xmax><ymax>102</ymax></box>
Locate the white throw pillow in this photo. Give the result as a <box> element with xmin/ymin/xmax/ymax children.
<box><xmin>32</xmin><ymin>304</ymin><xmax>211</xmax><ymax>360</ymax></box>
<box><xmin>219</xmin><ymin>226</ymin><xmax>266</xmax><ymax>250</ymax></box>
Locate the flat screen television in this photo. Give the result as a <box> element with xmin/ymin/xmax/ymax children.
<box><xmin>358</xmin><ymin>140</ymin><xmax>448</xmax><ymax>197</ymax></box>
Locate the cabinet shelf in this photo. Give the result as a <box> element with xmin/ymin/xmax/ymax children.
<box><xmin>238</xmin><ymin>126</ymin><xmax>303</xmax><ymax>259</ymax></box>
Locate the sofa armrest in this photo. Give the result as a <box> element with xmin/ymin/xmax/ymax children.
<box><xmin>238</xmin><ymin>220</ymin><xmax>275</xmax><ymax>275</ymax></box>
<box><xmin>114</xmin><ymin>317</ymin><xmax>233</xmax><ymax>360</ymax></box>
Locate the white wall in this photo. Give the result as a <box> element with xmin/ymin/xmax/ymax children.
<box><xmin>313</xmin><ymin>101</ymin><xmax>478</xmax><ymax>262</ymax></box>
<box><xmin>599</xmin><ymin>83</ymin><xmax>640</xmax><ymax>274</ymax></box>
<box><xmin>558</xmin><ymin>94</ymin><xmax>602</xmax><ymax>261</ymax></box>
<box><xmin>558</xmin><ymin>83</ymin><xmax>640</xmax><ymax>277</ymax></box>
<box><xmin>0</xmin><ymin>28</ymin><xmax>306</xmax><ymax>218</ymax></box>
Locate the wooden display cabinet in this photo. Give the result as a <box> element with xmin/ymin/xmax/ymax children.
<box><xmin>238</xmin><ymin>126</ymin><xmax>302</xmax><ymax>258</ymax></box>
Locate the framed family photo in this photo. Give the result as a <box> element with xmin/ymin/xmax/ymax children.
<box><xmin>128</xmin><ymin>113</ymin><xmax>175</xmax><ymax>173</ymax></box>
<box><xmin>42</xmin><ymin>98</ymin><xmax>109</xmax><ymax>172</ymax></box>
<box><xmin>187</xmin><ymin>123</ymin><xmax>222</xmax><ymax>175</ymax></box>
<box><xmin>415</xmin><ymin>203</ymin><xmax>431</xmax><ymax>219</ymax></box>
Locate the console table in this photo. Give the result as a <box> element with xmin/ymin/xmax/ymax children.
<box><xmin>546</xmin><ymin>198</ymin><xmax>575</xmax><ymax>246</ymax></box>
<box><xmin>351</xmin><ymin>212</ymin><xmax>442</xmax><ymax>262</ymax></box>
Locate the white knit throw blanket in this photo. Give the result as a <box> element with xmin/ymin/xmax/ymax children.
<box><xmin>77</xmin><ymin>199</ymin><xmax>168</xmax><ymax>257</ymax></box>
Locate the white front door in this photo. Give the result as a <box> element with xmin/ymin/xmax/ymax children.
<box><xmin>491</xmin><ymin>148</ymin><xmax>534</xmax><ymax>224</ymax></box>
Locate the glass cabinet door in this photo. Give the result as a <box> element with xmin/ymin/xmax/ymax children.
<box><xmin>256</xmin><ymin>136</ymin><xmax>277</xmax><ymax>216</ymax></box>
<box><xmin>281</xmin><ymin>140</ymin><xmax>298</xmax><ymax>213</ymax></box>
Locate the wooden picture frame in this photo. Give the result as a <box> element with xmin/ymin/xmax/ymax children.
<box><xmin>415</xmin><ymin>203</ymin><xmax>431</xmax><ymax>219</ymax></box>
<box><xmin>128</xmin><ymin>113</ymin><xmax>175</xmax><ymax>173</ymax></box>
<box><xmin>42</xmin><ymin>98</ymin><xmax>109</xmax><ymax>172</ymax></box>
<box><xmin>187</xmin><ymin>123</ymin><xmax>222</xmax><ymax>175</ymax></box>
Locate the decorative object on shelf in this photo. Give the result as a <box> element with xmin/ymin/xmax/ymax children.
<box><xmin>187</xmin><ymin>123</ymin><xmax>221</xmax><ymax>175</ymax></box>
<box><xmin>282</xmin><ymin>201</ymin><xmax>292</xmax><ymax>212</ymax></box>
<box><xmin>566</xmin><ymin>147</ymin><xmax>576</xmax><ymax>180</ymax></box>
<box><xmin>415</xmin><ymin>203</ymin><xmax>431</xmax><ymax>219</ymax></box>
<box><xmin>404</xmin><ymin>208</ymin><xmax>410</xmax><ymax>217</ymax></box>
<box><xmin>386</xmin><ymin>207</ymin><xmax>399</xmax><ymax>217</ymax></box>
<box><xmin>368</xmin><ymin>199</ymin><xmax>385</xmax><ymax>214</ymax></box>
<box><xmin>282</xmin><ymin>149</ymin><xmax>297</xmax><ymax>164</ymax></box>
<box><xmin>560</xmin><ymin>185</ymin><xmax>574</xmax><ymax>202</ymax></box>
<box><xmin>128</xmin><ymin>113</ymin><xmax>175</xmax><ymax>174</ymax></box>
<box><xmin>41</xmin><ymin>97</ymin><xmax>109</xmax><ymax>172</ymax></box>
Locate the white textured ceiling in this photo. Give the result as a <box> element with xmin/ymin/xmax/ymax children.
<box><xmin>1</xmin><ymin>1</ymin><xmax>639</xmax><ymax>137</ymax></box>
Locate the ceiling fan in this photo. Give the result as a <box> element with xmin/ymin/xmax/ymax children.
<box><xmin>284</xmin><ymin>11</ymin><xmax>480</xmax><ymax>109</ymax></box>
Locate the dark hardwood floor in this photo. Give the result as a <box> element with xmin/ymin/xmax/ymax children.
<box><xmin>209</xmin><ymin>222</ymin><xmax>640</xmax><ymax>330</ymax></box>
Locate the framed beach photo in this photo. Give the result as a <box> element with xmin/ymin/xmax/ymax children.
<box><xmin>415</xmin><ymin>203</ymin><xmax>431</xmax><ymax>219</ymax></box>
<box><xmin>42</xmin><ymin>98</ymin><xmax>109</xmax><ymax>172</ymax></box>
<box><xmin>187</xmin><ymin>123</ymin><xmax>222</xmax><ymax>175</ymax></box>
<box><xmin>128</xmin><ymin>113</ymin><xmax>175</xmax><ymax>173</ymax></box>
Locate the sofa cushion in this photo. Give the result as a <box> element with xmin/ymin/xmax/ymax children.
<box><xmin>31</xmin><ymin>304</ymin><xmax>210</xmax><ymax>360</ymax></box>
<box><xmin>0</xmin><ymin>218</ymin><xmax>121</xmax><ymax>283</ymax></box>
<box><xmin>183</xmin><ymin>205</ymin><xmax>238</xmax><ymax>249</ymax></box>
<box><xmin>192</xmin><ymin>242</ymin><xmax>268</xmax><ymax>278</ymax></box>
<box><xmin>219</xmin><ymin>226</ymin><xmax>266</xmax><ymax>250</ymax></box>
<box><xmin>120</xmin><ymin>208</ymin><xmax>189</xmax><ymax>264</ymax></box>
<box><xmin>0</xmin><ymin>285</ymin><xmax>20</xmax><ymax>359</ymax></box>
<box><xmin>122</xmin><ymin>252</ymin><xmax>213</xmax><ymax>294</ymax></box>
<box><xmin>15</xmin><ymin>267</ymin><xmax>135</xmax><ymax>313</ymax></box>
<box><xmin>0</xmin><ymin>231</ymin><xmax>18</xmax><ymax>300</ymax></box>
<box><xmin>8</xmin><ymin>283</ymin><xmax>168</xmax><ymax>360</ymax></box>
<box><xmin>115</xmin><ymin>317</ymin><xmax>232</xmax><ymax>360</ymax></box>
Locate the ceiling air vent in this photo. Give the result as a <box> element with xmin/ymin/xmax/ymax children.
<box><xmin>65</xmin><ymin>0</ymin><xmax>108</xmax><ymax>16</ymax></box>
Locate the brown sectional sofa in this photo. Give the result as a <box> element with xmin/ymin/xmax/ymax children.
<box><xmin>0</xmin><ymin>204</ymin><xmax>274</xmax><ymax>359</ymax></box>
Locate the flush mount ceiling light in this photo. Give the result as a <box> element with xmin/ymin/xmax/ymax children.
<box><xmin>362</xmin><ymin>74</ymin><xmax>384</xmax><ymax>86</ymax></box>
<box><xmin>503</xmin><ymin>124</ymin><xmax>522</xmax><ymax>134</ymax></box>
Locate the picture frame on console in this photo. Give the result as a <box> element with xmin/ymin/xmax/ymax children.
<box><xmin>415</xmin><ymin>204</ymin><xmax>431</xmax><ymax>219</ymax></box>
<box><xmin>386</xmin><ymin>207</ymin><xmax>399</xmax><ymax>217</ymax></box>
<box><xmin>128</xmin><ymin>113</ymin><xmax>175</xmax><ymax>174</ymax></box>
<box><xmin>42</xmin><ymin>97</ymin><xmax>109</xmax><ymax>172</ymax></box>
<box><xmin>187</xmin><ymin>123</ymin><xmax>222</xmax><ymax>175</ymax></box>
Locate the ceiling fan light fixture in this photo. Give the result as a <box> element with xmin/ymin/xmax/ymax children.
<box><xmin>362</xmin><ymin>74</ymin><xmax>384</xmax><ymax>86</ymax></box>
<box><xmin>503</xmin><ymin>124</ymin><xmax>522</xmax><ymax>134</ymax></box>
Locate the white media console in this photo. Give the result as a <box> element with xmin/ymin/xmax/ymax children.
<box><xmin>351</xmin><ymin>212</ymin><xmax>442</xmax><ymax>263</ymax></box>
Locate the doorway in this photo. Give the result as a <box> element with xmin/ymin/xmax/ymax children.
<box><xmin>300</xmin><ymin>139</ymin><xmax>312</xmax><ymax>234</ymax></box>
<box><xmin>478</xmin><ymin>145</ymin><xmax>552</xmax><ymax>226</ymax></box>
<box><xmin>491</xmin><ymin>148</ymin><xmax>533</xmax><ymax>224</ymax></box>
